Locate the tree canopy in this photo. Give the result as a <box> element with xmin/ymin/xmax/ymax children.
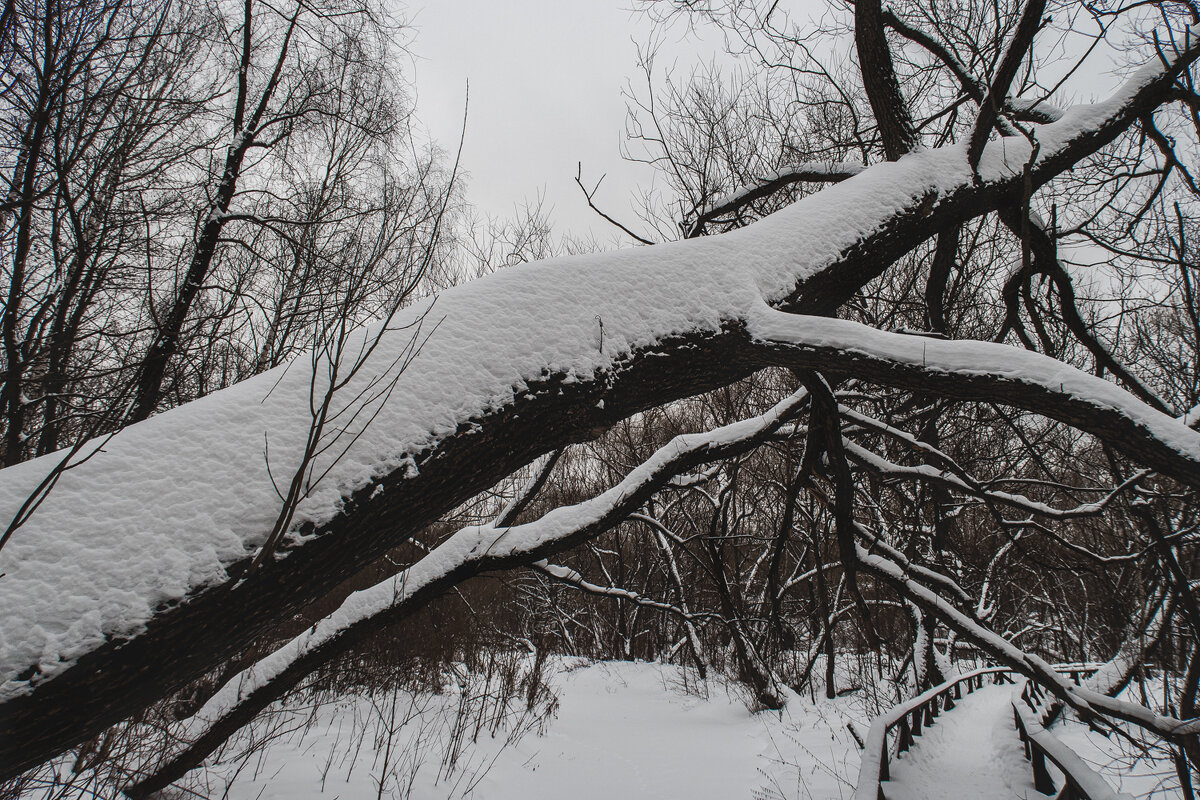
<box><xmin>2</xmin><ymin>0</ymin><xmax>1200</xmax><ymax>793</ymax></box>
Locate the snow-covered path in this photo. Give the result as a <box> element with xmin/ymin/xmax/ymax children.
<box><xmin>883</xmin><ymin>685</ymin><xmax>1042</xmax><ymax>800</ymax></box>
<box><xmin>472</xmin><ymin>662</ymin><xmax>770</xmax><ymax>799</ymax></box>
<box><xmin>198</xmin><ymin>660</ymin><xmax>863</xmax><ymax>800</ymax></box>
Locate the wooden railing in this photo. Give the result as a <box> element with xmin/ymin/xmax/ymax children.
<box><xmin>1012</xmin><ymin>672</ymin><xmax>1134</xmax><ymax>800</ymax></box>
<box><xmin>854</xmin><ymin>665</ymin><xmax>1015</xmax><ymax>800</ymax></box>
<box><xmin>854</xmin><ymin>663</ymin><xmax>1110</xmax><ymax>800</ymax></box>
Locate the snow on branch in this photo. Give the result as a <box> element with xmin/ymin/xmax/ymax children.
<box><xmin>121</xmin><ymin>389</ymin><xmax>809</xmax><ymax>797</ymax></box>
<box><xmin>851</xmin><ymin>520</ymin><xmax>972</xmax><ymax>605</ymax></box>
<box><xmin>4</xmin><ymin>29</ymin><xmax>1199</xmax><ymax>774</ymax></box>
<box><xmin>532</xmin><ymin>560</ymin><xmax>711</xmax><ymax>621</ymax></box>
<box><xmin>843</xmin><ymin>437</ymin><xmax>1146</xmax><ymax>521</ymax></box>
<box><xmin>748</xmin><ymin>306</ymin><xmax>1200</xmax><ymax>488</ymax></box>
<box><xmin>1011</xmin><ymin>696</ymin><xmax>1136</xmax><ymax>800</ymax></box>
<box><xmin>855</xmin><ymin>542</ymin><xmax>1200</xmax><ymax>742</ymax></box>
<box><xmin>684</xmin><ymin>162</ymin><xmax>865</xmax><ymax>237</ymax></box>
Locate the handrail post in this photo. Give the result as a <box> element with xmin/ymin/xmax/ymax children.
<box><xmin>898</xmin><ymin>715</ymin><xmax>911</xmax><ymax>752</ymax></box>
<box><xmin>1031</xmin><ymin>746</ymin><xmax>1054</xmax><ymax>794</ymax></box>
<box><xmin>1015</xmin><ymin>710</ymin><xmax>1031</xmax><ymax>758</ymax></box>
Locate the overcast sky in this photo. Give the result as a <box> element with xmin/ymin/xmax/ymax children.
<box><xmin>405</xmin><ymin>1</ymin><xmax>1131</xmax><ymax>245</ymax></box>
<box><xmin>407</xmin><ymin>1</ymin><xmax>730</xmax><ymax>243</ymax></box>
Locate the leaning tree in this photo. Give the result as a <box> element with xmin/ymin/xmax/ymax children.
<box><xmin>2</xmin><ymin>0</ymin><xmax>1200</xmax><ymax>792</ymax></box>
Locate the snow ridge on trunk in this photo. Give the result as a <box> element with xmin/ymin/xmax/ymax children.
<box><xmin>1</xmin><ymin>31</ymin><xmax>1198</xmax><ymax>773</ymax></box>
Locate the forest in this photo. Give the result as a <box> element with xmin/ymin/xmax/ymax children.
<box><xmin>0</xmin><ymin>0</ymin><xmax>1198</xmax><ymax>797</ymax></box>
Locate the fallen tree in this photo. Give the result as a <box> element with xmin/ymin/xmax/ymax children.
<box><xmin>3</xmin><ymin>8</ymin><xmax>1200</xmax><ymax>784</ymax></box>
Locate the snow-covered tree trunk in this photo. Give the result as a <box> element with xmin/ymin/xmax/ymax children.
<box><xmin>3</xmin><ymin>25</ymin><xmax>1200</xmax><ymax>779</ymax></box>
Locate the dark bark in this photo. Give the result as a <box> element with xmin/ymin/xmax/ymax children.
<box><xmin>3</xmin><ymin>326</ymin><xmax>759</xmax><ymax>779</ymax></box>
<box><xmin>128</xmin><ymin>1</ymin><xmax>298</xmax><ymax>422</ymax></box>
<box><xmin>925</xmin><ymin>227</ymin><xmax>960</xmax><ymax>335</ymax></box>
<box><xmin>686</xmin><ymin>164</ymin><xmax>862</xmax><ymax>238</ymax></box>
<box><xmin>754</xmin><ymin>330</ymin><xmax>1200</xmax><ymax>489</ymax></box>
<box><xmin>998</xmin><ymin>207</ymin><xmax>1171</xmax><ymax>413</ymax></box>
<box><xmin>808</xmin><ymin>527</ymin><xmax>837</xmax><ymax>699</ymax></box>
<box><xmin>123</xmin><ymin>361</ymin><xmax>799</xmax><ymax>797</ymax></box>
<box><xmin>765</xmin><ymin>465</ymin><xmax>803</xmax><ymax>645</ymax></box>
<box><xmin>966</xmin><ymin>0</ymin><xmax>1046</xmax><ymax>169</ymax></box>
<box><xmin>854</xmin><ymin>0</ymin><xmax>918</xmax><ymax>160</ymax></box>
<box><xmin>2</xmin><ymin>43</ymin><xmax>1197</xmax><ymax>774</ymax></box>
<box><xmin>3</xmin><ymin>92</ymin><xmax>54</xmax><ymax>466</ymax></box>
<box><xmin>881</xmin><ymin>10</ymin><xmax>1059</xmax><ymax>126</ymax></box>
<box><xmin>703</xmin><ymin>479</ymin><xmax>786</xmax><ymax>710</ymax></box>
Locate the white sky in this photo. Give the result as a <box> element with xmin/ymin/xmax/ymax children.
<box><xmin>404</xmin><ymin>1</ymin><xmax>1139</xmax><ymax>244</ymax></box>
<box><xmin>410</xmin><ymin>2</ymin><xmax>651</xmax><ymax>242</ymax></box>
<box><xmin>407</xmin><ymin>1</ymin><xmax>729</xmax><ymax>243</ymax></box>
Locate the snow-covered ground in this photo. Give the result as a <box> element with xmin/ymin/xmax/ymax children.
<box><xmin>199</xmin><ymin>660</ymin><xmax>865</xmax><ymax>800</ymax></box>
<box><xmin>72</xmin><ymin>662</ymin><xmax>864</xmax><ymax>800</ymax></box>
<box><xmin>14</xmin><ymin>660</ymin><xmax>1189</xmax><ymax>799</ymax></box>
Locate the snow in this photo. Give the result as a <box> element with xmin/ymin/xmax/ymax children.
<box><xmin>1052</xmin><ymin>686</ymin><xmax>1187</xmax><ymax>799</ymax></box>
<box><xmin>203</xmin><ymin>661</ymin><xmax>866</xmax><ymax>800</ymax></box>
<box><xmin>1006</xmin><ymin>97</ymin><xmax>1063</xmax><ymax>121</ymax></box>
<box><xmin>1</xmin><ymin>36</ymin><xmax>1198</xmax><ymax>698</ymax></box>
<box><xmin>842</xmin><ymin>429</ymin><xmax>1145</xmax><ymax>520</ymax></box>
<box><xmin>1013</xmin><ymin>699</ymin><xmax>1135</xmax><ymax>800</ymax></box>
<box><xmin>883</xmin><ymin>685</ymin><xmax>1042</xmax><ymax>800</ymax></box>
<box><xmin>747</xmin><ymin>306</ymin><xmax>1200</xmax><ymax>468</ymax></box>
<box><xmin>856</xmin><ymin>541</ymin><xmax>1198</xmax><ymax>742</ymax></box>
<box><xmin>24</xmin><ymin>660</ymin><xmax>866</xmax><ymax>800</ymax></box>
<box><xmin>154</xmin><ymin>389</ymin><xmax>808</xmax><ymax>752</ymax></box>
<box><xmin>17</xmin><ymin>660</ymin><xmax>1187</xmax><ymax>799</ymax></box>
<box><xmin>910</xmin><ymin>608</ymin><xmax>929</xmax><ymax>688</ymax></box>
<box><xmin>464</xmin><ymin>662</ymin><xmax>777</xmax><ymax>800</ymax></box>
<box><xmin>1085</xmin><ymin>598</ymin><xmax>1170</xmax><ymax>699</ymax></box>
<box><xmin>691</xmin><ymin>161</ymin><xmax>866</xmax><ymax>230</ymax></box>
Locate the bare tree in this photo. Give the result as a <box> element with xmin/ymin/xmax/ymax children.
<box><xmin>2</xmin><ymin>0</ymin><xmax>1200</xmax><ymax>792</ymax></box>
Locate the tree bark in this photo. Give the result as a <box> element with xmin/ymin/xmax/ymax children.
<box><xmin>854</xmin><ymin>0</ymin><xmax>918</xmax><ymax>160</ymax></box>
<box><xmin>2</xmin><ymin>42</ymin><xmax>1198</xmax><ymax>773</ymax></box>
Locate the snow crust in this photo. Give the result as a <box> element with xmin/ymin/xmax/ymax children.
<box><xmin>1</xmin><ymin>38</ymin><xmax>1198</xmax><ymax>697</ymax></box>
